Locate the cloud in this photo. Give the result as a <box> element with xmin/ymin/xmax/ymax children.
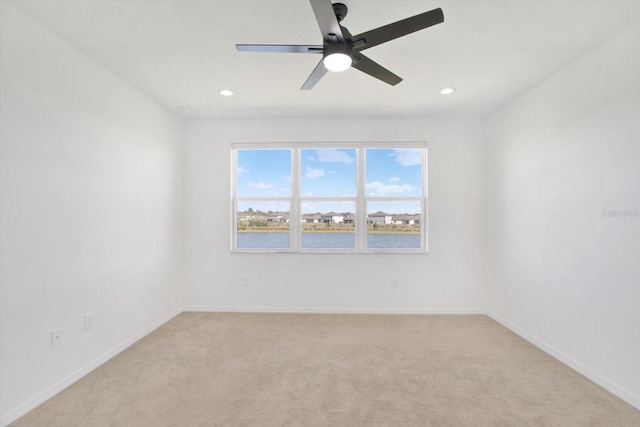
<box><xmin>366</xmin><ymin>181</ymin><xmax>415</xmax><ymax>195</ymax></box>
<box><xmin>237</xmin><ymin>166</ymin><xmax>250</xmax><ymax>176</ymax></box>
<box><xmin>317</xmin><ymin>149</ymin><xmax>354</xmax><ymax>164</ymax></box>
<box><xmin>390</xmin><ymin>149</ymin><xmax>421</xmax><ymax>166</ymax></box>
<box><xmin>389</xmin><ymin>177</ymin><xmax>400</xmax><ymax>182</ymax></box>
<box><xmin>305</xmin><ymin>167</ymin><xmax>325</xmax><ymax>179</ymax></box>
<box><xmin>307</xmin><ymin>156</ymin><xmax>316</xmax><ymax>162</ymax></box>
<box><xmin>248</xmin><ymin>182</ymin><xmax>273</xmax><ymax>189</ymax></box>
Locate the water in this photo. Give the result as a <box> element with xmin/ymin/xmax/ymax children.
<box><xmin>236</xmin><ymin>233</ymin><xmax>290</xmax><ymax>249</ymax></box>
<box><xmin>367</xmin><ymin>233</ymin><xmax>420</xmax><ymax>249</ymax></box>
<box><xmin>302</xmin><ymin>233</ymin><xmax>354</xmax><ymax>249</ymax></box>
<box><xmin>236</xmin><ymin>232</ymin><xmax>420</xmax><ymax>249</ymax></box>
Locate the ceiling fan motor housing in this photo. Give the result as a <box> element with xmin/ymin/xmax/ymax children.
<box><xmin>323</xmin><ymin>39</ymin><xmax>352</xmax><ymax>59</ymax></box>
<box><xmin>323</xmin><ymin>22</ymin><xmax>354</xmax><ymax>60</ymax></box>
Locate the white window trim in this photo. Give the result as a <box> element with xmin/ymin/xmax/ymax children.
<box><xmin>231</xmin><ymin>142</ymin><xmax>428</xmax><ymax>254</ymax></box>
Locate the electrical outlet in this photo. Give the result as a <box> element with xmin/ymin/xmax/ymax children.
<box><xmin>51</xmin><ymin>329</ymin><xmax>61</xmax><ymax>347</ymax></box>
<box><xmin>84</xmin><ymin>312</ymin><xmax>93</xmax><ymax>330</ymax></box>
<box><xmin>242</xmin><ymin>277</ymin><xmax>250</xmax><ymax>287</ymax></box>
<box><xmin>390</xmin><ymin>279</ymin><xmax>399</xmax><ymax>289</ymax></box>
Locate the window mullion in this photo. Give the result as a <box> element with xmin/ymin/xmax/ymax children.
<box><xmin>290</xmin><ymin>148</ymin><xmax>300</xmax><ymax>251</ymax></box>
<box><xmin>357</xmin><ymin>148</ymin><xmax>367</xmax><ymax>251</ymax></box>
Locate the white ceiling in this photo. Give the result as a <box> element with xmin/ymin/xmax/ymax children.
<box><xmin>9</xmin><ymin>0</ymin><xmax>640</xmax><ymax>118</ymax></box>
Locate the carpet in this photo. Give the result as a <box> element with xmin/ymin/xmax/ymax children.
<box><xmin>10</xmin><ymin>312</ymin><xmax>640</xmax><ymax>426</ymax></box>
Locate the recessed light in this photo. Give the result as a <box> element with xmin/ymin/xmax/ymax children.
<box><xmin>440</xmin><ymin>87</ymin><xmax>456</xmax><ymax>95</ymax></box>
<box><xmin>219</xmin><ymin>89</ymin><xmax>234</xmax><ymax>96</ymax></box>
<box><xmin>180</xmin><ymin>107</ymin><xmax>192</xmax><ymax>114</ymax></box>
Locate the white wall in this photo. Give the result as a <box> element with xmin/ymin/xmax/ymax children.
<box><xmin>0</xmin><ymin>5</ymin><xmax>184</xmax><ymax>423</ymax></box>
<box><xmin>484</xmin><ymin>22</ymin><xmax>640</xmax><ymax>408</ymax></box>
<box><xmin>183</xmin><ymin>117</ymin><xmax>485</xmax><ymax>313</ymax></box>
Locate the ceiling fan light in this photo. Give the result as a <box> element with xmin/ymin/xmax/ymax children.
<box><xmin>323</xmin><ymin>53</ymin><xmax>352</xmax><ymax>72</ymax></box>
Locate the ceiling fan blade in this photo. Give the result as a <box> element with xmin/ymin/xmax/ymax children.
<box><xmin>301</xmin><ymin>59</ymin><xmax>329</xmax><ymax>90</ymax></box>
<box><xmin>351</xmin><ymin>52</ymin><xmax>402</xmax><ymax>86</ymax></box>
<box><xmin>309</xmin><ymin>0</ymin><xmax>345</xmax><ymax>42</ymax></box>
<box><xmin>351</xmin><ymin>8</ymin><xmax>444</xmax><ymax>52</ymax></box>
<box><xmin>236</xmin><ymin>44</ymin><xmax>323</xmax><ymax>54</ymax></box>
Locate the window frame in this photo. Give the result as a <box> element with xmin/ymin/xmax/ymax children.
<box><xmin>231</xmin><ymin>142</ymin><xmax>428</xmax><ymax>254</ymax></box>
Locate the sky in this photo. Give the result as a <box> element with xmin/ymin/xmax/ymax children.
<box><xmin>237</xmin><ymin>148</ymin><xmax>423</xmax><ymax>214</ymax></box>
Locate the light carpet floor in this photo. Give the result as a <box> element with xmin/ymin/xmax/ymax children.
<box><xmin>11</xmin><ymin>312</ymin><xmax>640</xmax><ymax>426</ymax></box>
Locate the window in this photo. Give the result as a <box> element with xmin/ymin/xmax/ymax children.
<box><xmin>232</xmin><ymin>143</ymin><xmax>427</xmax><ymax>253</ymax></box>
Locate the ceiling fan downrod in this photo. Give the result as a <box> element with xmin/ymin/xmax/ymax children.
<box><xmin>332</xmin><ymin>3</ymin><xmax>348</xmax><ymax>22</ymax></box>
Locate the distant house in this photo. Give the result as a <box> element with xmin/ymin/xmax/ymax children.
<box><xmin>367</xmin><ymin>211</ymin><xmax>392</xmax><ymax>224</ymax></box>
<box><xmin>320</xmin><ymin>212</ymin><xmax>344</xmax><ymax>223</ymax></box>
<box><xmin>302</xmin><ymin>214</ymin><xmax>321</xmax><ymax>223</ymax></box>
<box><xmin>238</xmin><ymin>210</ymin><xmax>264</xmax><ymax>221</ymax></box>
<box><xmin>343</xmin><ymin>214</ymin><xmax>355</xmax><ymax>224</ymax></box>
<box><xmin>266</xmin><ymin>212</ymin><xmax>289</xmax><ymax>223</ymax></box>
<box><xmin>392</xmin><ymin>214</ymin><xmax>421</xmax><ymax>225</ymax></box>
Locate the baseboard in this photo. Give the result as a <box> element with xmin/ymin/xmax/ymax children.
<box><xmin>485</xmin><ymin>311</ymin><xmax>640</xmax><ymax>410</ymax></box>
<box><xmin>1</xmin><ymin>309</ymin><xmax>182</xmax><ymax>427</ymax></box>
<box><xmin>185</xmin><ymin>305</ymin><xmax>484</xmax><ymax>315</ymax></box>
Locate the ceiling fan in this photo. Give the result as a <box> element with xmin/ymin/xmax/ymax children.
<box><xmin>236</xmin><ymin>0</ymin><xmax>444</xmax><ymax>90</ymax></box>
